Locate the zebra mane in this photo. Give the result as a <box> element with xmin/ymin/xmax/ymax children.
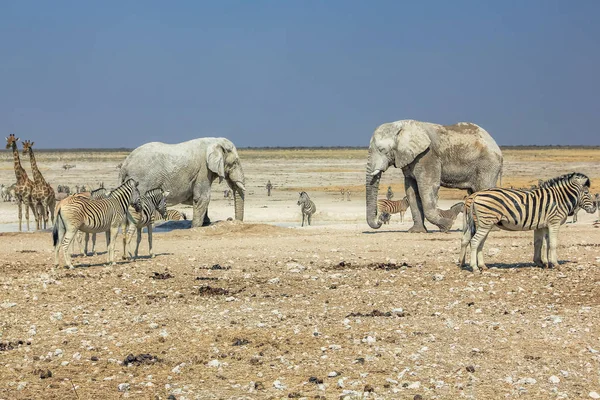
<box><xmin>538</xmin><ymin>172</ymin><xmax>590</xmax><ymax>189</ymax></box>
<box><xmin>145</xmin><ymin>187</ymin><xmax>164</xmax><ymax>197</ymax></box>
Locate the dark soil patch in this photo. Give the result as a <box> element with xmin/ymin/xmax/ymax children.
<box><xmin>195</xmin><ymin>276</ymin><xmax>219</xmax><ymax>281</ymax></box>
<box><xmin>0</xmin><ymin>340</ymin><xmax>29</xmax><ymax>351</ymax></box>
<box><xmin>196</xmin><ymin>286</ymin><xmax>230</xmax><ymax>296</ymax></box>
<box><xmin>122</xmin><ymin>353</ymin><xmax>160</xmax><ymax>366</ymax></box>
<box><xmin>346</xmin><ymin>309</ymin><xmax>406</xmax><ymax>318</ymax></box>
<box><xmin>232</xmin><ymin>338</ymin><xmax>250</xmax><ymax>346</ymax></box>
<box><xmin>151</xmin><ymin>272</ymin><xmax>174</xmax><ymax>280</ymax></box>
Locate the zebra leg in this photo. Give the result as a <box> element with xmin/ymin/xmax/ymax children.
<box><xmin>82</xmin><ymin>232</ymin><xmax>89</xmax><ymax>256</ymax></box>
<box><xmin>301</xmin><ymin>213</ymin><xmax>304</xmax><ymax>227</ymax></box>
<box><xmin>540</xmin><ymin>228</ymin><xmax>549</xmax><ymax>267</ymax></box>
<box><xmin>547</xmin><ymin>225</ymin><xmax>560</xmax><ymax>268</ymax></box>
<box><xmin>91</xmin><ymin>233</ymin><xmax>98</xmax><ymax>255</ymax></box>
<box><xmin>148</xmin><ymin>225</ymin><xmax>154</xmax><ymax>258</ymax></box>
<box><xmin>469</xmin><ymin>225</ymin><xmax>492</xmax><ymax>273</ymax></box>
<box><xmin>458</xmin><ymin>226</ymin><xmax>472</xmax><ymax>268</ymax></box>
<box><xmin>533</xmin><ymin>229</ymin><xmax>545</xmax><ymax>267</ymax></box>
<box><xmin>135</xmin><ymin>227</ymin><xmax>142</xmax><ymax>258</ymax></box>
<box><xmin>61</xmin><ymin>228</ymin><xmax>78</xmax><ymax>269</ymax></box>
<box><xmin>107</xmin><ymin>226</ymin><xmax>119</xmax><ymax>265</ymax></box>
<box><xmin>307</xmin><ymin>213</ymin><xmax>312</xmax><ymax>226</ymax></box>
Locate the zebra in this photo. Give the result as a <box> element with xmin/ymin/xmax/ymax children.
<box><xmin>377</xmin><ymin>196</ymin><xmax>410</xmax><ymax>223</ymax></box>
<box><xmin>386</xmin><ymin>186</ymin><xmax>394</xmax><ymax>200</ymax></box>
<box><xmin>78</xmin><ymin>187</ymin><xmax>112</xmax><ymax>256</ymax></box>
<box><xmin>596</xmin><ymin>193</ymin><xmax>600</xmax><ymax>220</ymax></box>
<box><xmin>378</xmin><ymin>212</ymin><xmax>391</xmax><ymax>225</ymax></box>
<box><xmin>153</xmin><ymin>208</ymin><xmax>187</xmax><ymax>221</ymax></box>
<box><xmin>297</xmin><ymin>191</ymin><xmax>316</xmax><ymax>227</ymax></box>
<box><xmin>53</xmin><ymin>179</ymin><xmax>142</xmax><ymax>269</ymax></box>
<box><xmin>124</xmin><ymin>188</ymin><xmax>169</xmax><ymax>259</ymax></box>
<box><xmin>459</xmin><ymin>172</ymin><xmax>595</xmax><ymax>272</ymax></box>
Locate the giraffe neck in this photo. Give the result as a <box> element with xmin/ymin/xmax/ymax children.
<box><xmin>28</xmin><ymin>148</ymin><xmax>46</xmax><ymax>184</ymax></box>
<box><xmin>11</xmin><ymin>143</ymin><xmax>29</xmax><ymax>184</ymax></box>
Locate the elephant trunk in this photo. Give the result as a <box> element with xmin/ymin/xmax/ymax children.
<box><xmin>366</xmin><ymin>172</ymin><xmax>382</xmax><ymax>229</ymax></box>
<box><xmin>234</xmin><ymin>186</ymin><xmax>244</xmax><ymax>221</ymax></box>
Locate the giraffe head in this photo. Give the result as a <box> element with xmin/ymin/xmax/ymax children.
<box><xmin>21</xmin><ymin>140</ymin><xmax>34</xmax><ymax>156</ymax></box>
<box><xmin>5</xmin><ymin>134</ymin><xmax>19</xmax><ymax>150</ymax></box>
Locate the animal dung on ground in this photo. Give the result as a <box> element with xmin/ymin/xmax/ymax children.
<box><xmin>122</xmin><ymin>353</ymin><xmax>159</xmax><ymax>366</ymax></box>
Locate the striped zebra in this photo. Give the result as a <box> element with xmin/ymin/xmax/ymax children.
<box><xmin>153</xmin><ymin>208</ymin><xmax>187</xmax><ymax>222</ymax></box>
<box><xmin>79</xmin><ymin>187</ymin><xmax>111</xmax><ymax>255</ymax></box>
<box><xmin>377</xmin><ymin>196</ymin><xmax>410</xmax><ymax>223</ymax></box>
<box><xmin>459</xmin><ymin>172</ymin><xmax>596</xmax><ymax>272</ymax></box>
<box><xmin>297</xmin><ymin>191</ymin><xmax>316</xmax><ymax>226</ymax></box>
<box><xmin>124</xmin><ymin>188</ymin><xmax>169</xmax><ymax>259</ymax></box>
<box><xmin>378</xmin><ymin>212</ymin><xmax>391</xmax><ymax>225</ymax></box>
<box><xmin>597</xmin><ymin>193</ymin><xmax>600</xmax><ymax>220</ymax></box>
<box><xmin>53</xmin><ymin>179</ymin><xmax>142</xmax><ymax>269</ymax></box>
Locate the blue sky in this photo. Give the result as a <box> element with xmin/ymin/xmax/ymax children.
<box><xmin>1</xmin><ymin>1</ymin><xmax>599</xmax><ymax>148</ymax></box>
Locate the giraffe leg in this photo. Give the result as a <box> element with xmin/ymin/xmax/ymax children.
<box><xmin>17</xmin><ymin>200</ymin><xmax>23</xmax><ymax>232</ymax></box>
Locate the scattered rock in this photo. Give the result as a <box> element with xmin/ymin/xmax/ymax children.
<box><xmin>364</xmin><ymin>384</ymin><xmax>375</xmax><ymax>392</ymax></box>
<box><xmin>347</xmin><ymin>310</ymin><xmax>395</xmax><ymax>318</ymax></box>
<box><xmin>207</xmin><ymin>359</ymin><xmax>222</xmax><ymax>368</ymax></box>
<box><xmin>308</xmin><ymin>376</ymin><xmax>324</xmax><ymax>384</ymax></box>
<box><xmin>328</xmin><ymin>371</ymin><xmax>338</xmax><ymax>378</ymax></box>
<box><xmin>590</xmin><ymin>392</ymin><xmax>600</xmax><ymax>399</ymax></box>
<box><xmin>414</xmin><ymin>395</ymin><xmax>423</xmax><ymax>400</ymax></box>
<box><xmin>210</xmin><ymin>264</ymin><xmax>230</xmax><ymax>270</ymax></box>
<box><xmin>549</xmin><ymin>375</ymin><xmax>560</xmax><ymax>384</ymax></box>
<box><xmin>91</xmin><ymin>356</ymin><xmax>99</xmax><ymax>361</ymax></box>
<box><xmin>466</xmin><ymin>365</ymin><xmax>475</xmax><ymax>373</ymax></box>
<box><xmin>273</xmin><ymin>379</ymin><xmax>286</xmax><ymax>390</ymax></box>
<box><xmin>432</xmin><ymin>273</ymin><xmax>445</xmax><ymax>281</ymax></box>
<box><xmin>117</xmin><ymin>383</ymin><xmax>130</xmax><ymax>392</ymax></box>
<box><xmin>38</xmin><ymin>369</ymin><xmax>52</xmax><ymax>379</ymax></box>
<box><xmin>407</xmin><ymin>382</ymin><xmax>420</xmax><ymax>389</ymax></box>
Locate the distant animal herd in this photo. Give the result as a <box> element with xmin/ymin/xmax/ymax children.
<box><xmin>3</xmin><ymin>119</ymin><xmax>599</xmax><ymax>272</ymax></box>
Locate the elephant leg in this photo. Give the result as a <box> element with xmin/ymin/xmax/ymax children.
<box><xmin>192</xmin><ymin>181</ymin><xmax>211</xmax><ymax>228</ymax></box>
<box><xmin>412</xmin><ymin>164</ymin><xmax>454</xmax><ymax>232</ymax></box>
<box><xmin>404</xmin><ymin>176</ymin><xmax>426</xmax><ymax>233</ymax></box>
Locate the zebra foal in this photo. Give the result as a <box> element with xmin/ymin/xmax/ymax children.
<box><xmin>297</xmin><ymin>191</ymin><xmax>316</xmax><ymax>227</ymax></box>
<box><xmin>53</xmin><ymin>179</ymin><xmax>141</xmax><ymax>269</ymax></box>
<box><xmin>459</xmin><ymin>172</ymin><xmax>595</xmax><ymax>272</ymax></box>
<box><xmin>377</xmin><ymin>196</ymin><xmax>410</xmax><ymax>223</ymax></box>
<box><xmin>124</xmin><ymin>188</ymin><xmax>169</xmax><ymax>259</ymax></box>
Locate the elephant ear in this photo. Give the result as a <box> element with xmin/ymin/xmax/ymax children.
<box><xmin>394</xmin><ymin>124</ymin><xmax>431</xmax><ymax>169</ymax></box>
<box><xmin>207</xmin><ymin>143</ymin><xmax>225</xmax><ymax>181</ymax></box>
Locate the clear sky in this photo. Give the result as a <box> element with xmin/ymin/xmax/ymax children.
<box><xmin>1</xmin><ymin>1</ymin><xmax>599</xmax><ymax>148</ymax></box>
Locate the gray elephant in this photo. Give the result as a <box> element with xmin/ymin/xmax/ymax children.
<box><xmin>366</xmin><ymin>120</ymin><xmax>503</xmax><ymax>232</ymax></box>
<box><xmin>119</xmin><ymin>137</ymin><xmax>245</xmax><ymax>227</ymax></box>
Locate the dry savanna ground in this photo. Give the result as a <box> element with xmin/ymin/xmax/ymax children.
<box><xmin>0</xmin><ymin>147</ymin><xmax>600</xmax><ymax>400</ymax></box>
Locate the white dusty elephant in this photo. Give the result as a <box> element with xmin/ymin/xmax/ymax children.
<box><xmin>366</xmin><ymin>120</ymin><xmax>503</xmax><ymax>232</ymax></box>
<box><xmin>119</xmin><ymin>137</ymin><xmax>245</xmax><ymax>228</ymax></box>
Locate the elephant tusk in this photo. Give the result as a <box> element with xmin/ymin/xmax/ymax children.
<box><xmin>236</xmin><ymin>182</ymin><xmax>246</xmax><ymax>192</ymax></box>
<box><xmin>370</xmin><ymin>170</ymin><xmax>381</xmax><ymax>177</ymax></box>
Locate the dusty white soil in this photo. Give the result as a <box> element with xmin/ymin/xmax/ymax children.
<box><xmin>0</xmin><ymin>149</ymin><xmax>599</xmax><ymax>399</ymax></box>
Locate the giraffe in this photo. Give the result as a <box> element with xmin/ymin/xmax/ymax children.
<box><xmin>22</xmin><ymin>140</ymin><xmax>56</xmax><ymax>229</ymax></box>
<box><xmin>5</xmin><ymin>134</ymin><xmax>38</xmax><ymax>231</ymax></box>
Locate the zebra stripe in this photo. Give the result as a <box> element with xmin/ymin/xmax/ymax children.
<box><xmin>459</xmin><ymin>172</ymin><xmax>595</xmax><ymax>272</ymax></box>
<box><xmin>377</xmin><ymin>196</ymin><xmax>409</xmax><ymax>222</ymax></box>
<box><xmin>52</xmin><ymin>179</ymin><xmax>141</xmax><ymax>269</ymax></box>
<box><xmin>297</xmin><ymin>191</ymin><xmax>316</xmax><ymax>227</ymax></box>
<box><xmin>125</xmin><ymin>188</ymin><xmax>168</xmax><ymax>259</ymax></box>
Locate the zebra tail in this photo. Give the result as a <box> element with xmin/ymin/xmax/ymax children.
<box><xmin>182</xmin><ymin>212</ymin><xmax>187</xmax><ymax>220</ymax></box>
<box><xmin>52</xmin><ymin>210</ymin><xmax>64</xmax><ymax>247</ymax></box>
<box><xmin>467</xmin><ymin>201</ymin><xmax>476</xmax><ymax>237</ymax></box>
